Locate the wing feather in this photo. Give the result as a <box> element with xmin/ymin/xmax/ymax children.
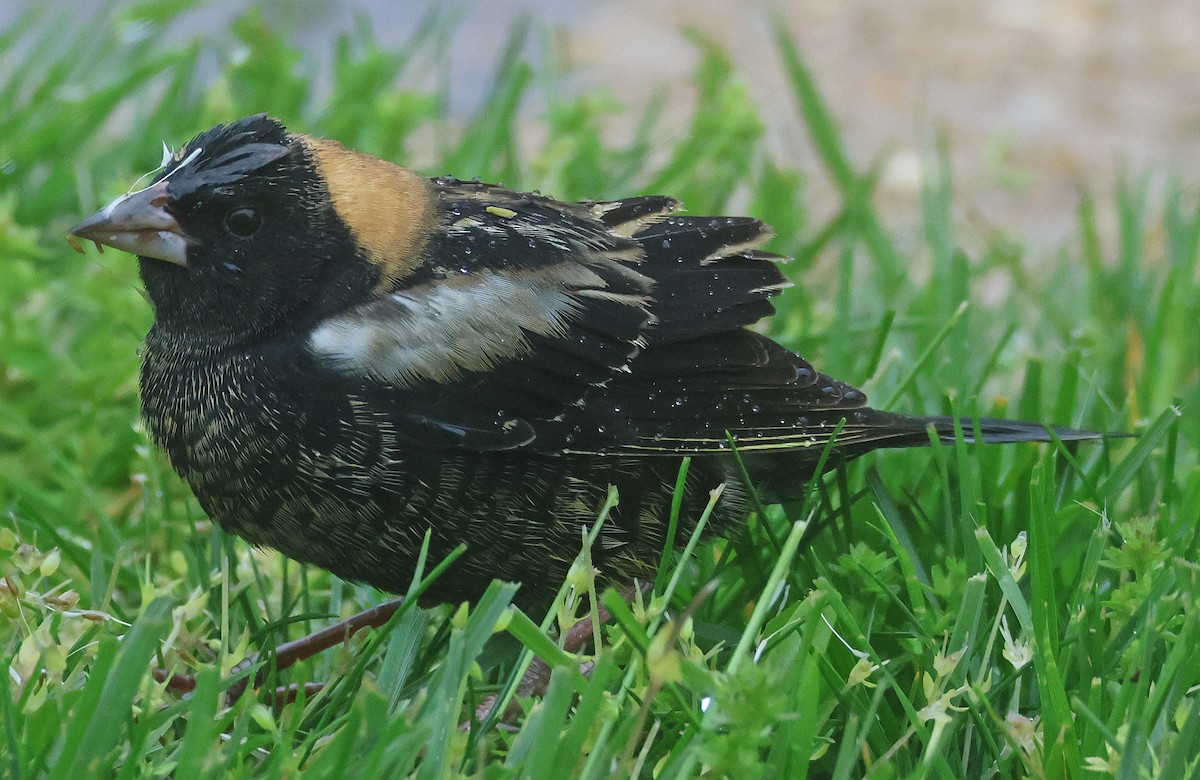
<box><xmin>307</xmin><ymin>179</ymin><xmax>878</xmax><ymax>457</ymax></box>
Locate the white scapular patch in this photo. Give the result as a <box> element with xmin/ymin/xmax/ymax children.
<box><xmin>309</xmin><ymin>269</ymin><xmax>584</xmax><ymax>386</ymax></box>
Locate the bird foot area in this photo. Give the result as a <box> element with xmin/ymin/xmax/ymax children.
<box><xmin>150</xmin><ymin>595</ymin><xmax>612</xmax><ymax>727</ymax></box>
<box><xmin>152</xmin><ymin>598</ymin><xmax>405</xmax><ymax>707</ymax></box>
<box><xmin>470</xmin><ymin>603</ymin><xmax>613</xmax><ymax>728</ymax></box>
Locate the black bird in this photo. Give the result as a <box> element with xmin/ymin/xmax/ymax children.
<box><xmin>71</xmin><ymin>114</ymin><xmax>1101</xmax><ymax>610</ymax></box>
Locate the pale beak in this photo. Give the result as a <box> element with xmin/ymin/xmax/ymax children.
<box><xmin>69</xmin><ymin>181</ymin><xmax>191</xmax><ymax>266</ymax></box>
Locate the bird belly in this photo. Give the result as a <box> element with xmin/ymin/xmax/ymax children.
<box><xmin>139</xmin><ymin>343</ymin><xmax>745</xmax><ymax>607</ymax></box>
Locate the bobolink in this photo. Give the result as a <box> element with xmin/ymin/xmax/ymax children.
<box><xmin>71</xmin><ymin>114</ymin><xmax>1101</xmax><ymax>610</ymax></box>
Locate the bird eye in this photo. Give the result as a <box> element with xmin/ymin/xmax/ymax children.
<box><xmin>224</xmin><ymin>207</ymin><xmax>263</xmax><ymax>238</ymax></box>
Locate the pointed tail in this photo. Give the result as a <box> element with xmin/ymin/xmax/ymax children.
<box><xmin>922</xmin><ymin>416</ymin><xmax>1111</xmax><ymax>445</ymax></box>
<box><xmin>744</xmin><ymin>413</ymin><xmax>1117</xmax><ymax>503</ymax></box>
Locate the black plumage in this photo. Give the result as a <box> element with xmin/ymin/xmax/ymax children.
<box><xmin>70</xmin><ymin>115</ymin><xmax>1102</xmax><ymax>609</ymax></box>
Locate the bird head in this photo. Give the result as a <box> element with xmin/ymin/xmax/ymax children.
<box><xmin>70</xmin><ymin>114</ymin><xmax>433</xmax><ymax>346</ymax></box>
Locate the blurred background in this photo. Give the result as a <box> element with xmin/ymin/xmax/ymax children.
<box><xmin>6</xmin><ymin>0</ymin><xmax>1198</xmax><ymax>248</ymax></box>
<box><xmin>2</xmin><ymin>5</ymin><xmax>1196</xmax><ymax>774</ymax></box>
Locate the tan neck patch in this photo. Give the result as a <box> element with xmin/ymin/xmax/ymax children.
<box><xmin>301</xmin><ymin>136</ymin><xmax>434</xmax><ymax>289</ymax></box>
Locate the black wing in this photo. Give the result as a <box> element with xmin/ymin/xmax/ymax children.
<box><xmin>306</xmin><ymin>180</ymin><xmax>661</xmax><ymax>449</ymax></box>
<box><xmin>306</xmin><ymin>178</ymin><xmax>880</xmax><ymax>454</ymax></box>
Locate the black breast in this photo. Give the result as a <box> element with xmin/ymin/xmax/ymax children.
<box><xmin>139</xmin><ymin>329</ymin><xmax>746</xmax><ymax>609</ymax></box>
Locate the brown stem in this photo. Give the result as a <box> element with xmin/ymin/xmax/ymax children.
<box><xmin>151</xmin><ymin>598</ymin><xmax>406</xmax><ymax>707</ymax></box>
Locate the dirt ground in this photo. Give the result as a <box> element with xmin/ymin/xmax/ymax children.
<box><xmin>563</xmin><ymin>0</ymin><xmax>1200</xmax><ymax>248</ymax></box>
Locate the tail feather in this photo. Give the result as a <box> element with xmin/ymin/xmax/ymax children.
<box><xmin>924</xmin><ymin>416</ymin><xmax>1109</xmax><ymax>445</ymax></box>
<box><xmin>745</xmin><ymin>414</ymin><xmax>1113</xmax><ymax>503</ymax></box>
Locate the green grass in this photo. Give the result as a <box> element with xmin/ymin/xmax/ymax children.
<box><xmin>2</xmin><ymin>3</ymin><xmax>1198</xmax><ymax>778</ymax></box>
